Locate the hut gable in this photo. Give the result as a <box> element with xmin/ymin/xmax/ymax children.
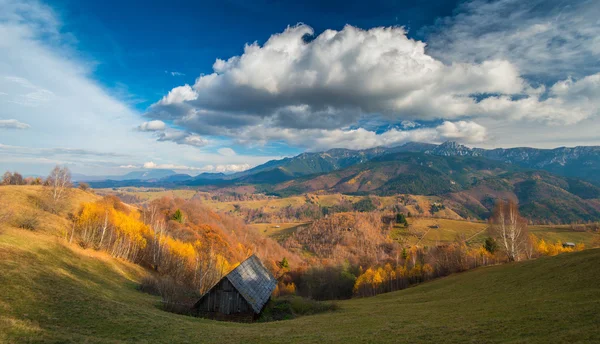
<box><xmin>225</xmin><ymin>255</ymin><xmax>277</xmax><ymax>313</ymax></box>
<box><xmin>193</xmin><ymin>255</ymin><xmax>276</xmax><ymax>321</ymax></box>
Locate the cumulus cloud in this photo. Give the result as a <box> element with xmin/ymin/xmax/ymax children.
<box><xmin>235</xmin><ymin>120</ymin><xmax>487</xmax><ymax>151</ymax></box>
<box><xmin>0</xmin><ymin>119</ymin><xmax>30</xmax><ymax>129</ymax></box>
<box><xmin>137</xmin><ymin>120</ymin><xmax>166</xmax><ymax>131</ymax></box>
<box><xmin>156</xmin><ymin>130</ymin><xmax>207</xmax><ymax>147</ymax></box>
<box><xmin>136</xmin><ymin>119</ymin><xmax>208</xmax><ymax>147</ymax></box>
<box><xmin>436</xmin><ymin>121</ymin><xmax>487</xmax><ymax>143</ymax></box>
<box><xmin>146</xmin><ymin>25</ymin><xmax>526</xmax><ymax>131</ymax></box>
<box><xmin>146</xmin><ymin>22</ymin><xmax>600</xmax><ymax>151</ymax></box>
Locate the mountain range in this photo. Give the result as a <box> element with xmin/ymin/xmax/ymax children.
<box><xmin>83</xmin><ymin>142</ymin><xmax>600</xmax><ymax>223</ymax></box>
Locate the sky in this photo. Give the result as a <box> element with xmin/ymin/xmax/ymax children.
<box><xmin>1</xmin><ymin>0</ymin><xmax>599</xmax><ymax>176</ymax></box>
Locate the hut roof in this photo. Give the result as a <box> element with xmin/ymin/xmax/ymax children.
<box><xmin>224</xmin><ymin>255</ymin><xmax>276</xmax><ymax>313</ymax></box>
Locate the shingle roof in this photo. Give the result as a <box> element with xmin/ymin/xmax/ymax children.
<box><xmin>225</xmin><ymin>255</ymin><xmax>277</xmax><ymax>313</ymax></box>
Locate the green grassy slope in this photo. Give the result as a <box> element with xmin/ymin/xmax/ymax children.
<box><xmin>1</xmin><ymin>226</ymin><xmax>600</xmax><ymax>343</ymax></box>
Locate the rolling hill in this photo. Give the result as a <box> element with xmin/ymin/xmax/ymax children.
<box><xmin>265</xmin><ymin>154</ymin><xmax>600</xmax><ymax>223</ymax></box>
<box><xmin>1</xmin><ymin>225</ymin><xmax>599</xmax><ymax>343</ymax></box>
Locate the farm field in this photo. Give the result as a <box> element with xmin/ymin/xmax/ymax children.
<box><xmin>529</xmin><ymin>225</ymin><xmax>598</xmax><ymax>247</ymax></box>
<box><xmin>1</xmin><ymin>226</ymin><xmax>599</xmax><ymax>343</ymax></box>
<box><xmin>95</xmin><ymin>188</ymin><xmax>199</xmax><ymax>203</ymax></box>
<box><xmin>249</xmin><ymin>222</ymin><xmax>310</xmax><ymax>241</ymax></box>
<box><xmin>392</xmin><ymin>217</ymin><xmax>489</xmax><ymax>246</ymax></box>
<box><xmin>250</xmin><ymin>217</ymin><xmax>598</xmax><ymax>248</ymax></box>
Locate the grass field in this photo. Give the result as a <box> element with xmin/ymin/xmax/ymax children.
<box><xmin>530</xmin><ymin>225</ymin><xmax>598</xmax><ymax>246</ymax></box>
<box><xmin>0</xmin><ymin>186</ymin><xmax>99</xmax><ymax>237</ymax></box>
<box><xmin>249</xmin><ymin>222</ymin><xmax>310</xmax><ymax>241</ymax></box>
<box><xmin>95</xmin><ymin>188</ymin><xmax>198</xmax><ymax>202</ymax></box>
<box><xmin>389</xmin><ymin>217</ymin><xmax>599</xmax><ymax>248</ymax></box>
<box><xmin>391</xmin><ymin>217</ymin><xmax>489</xmax><ymax>246</ymax></box>
<box><xmin>1</xmin><ymin>226</ymin><xmax>600</xmax><ymax>343</ymax></box>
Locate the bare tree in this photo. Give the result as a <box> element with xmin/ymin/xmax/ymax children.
<box><xmin>44</xmin><ymin>166</ymin><xmax>72</xmax><ymax>213</ymax></box>
<box><xmin>1</xmin><ymin>171</ymin><xmax>24</xmax><ymax>185</ymax></box>
<box><xmin>1</xmin><ymin>171</ymin><xmax>10</xmax><ymax>185</ymax></box>
<box><xmin>489</xmin><ymin>200</ymin><xmax>528</xmax><ymax>262</ymax></box>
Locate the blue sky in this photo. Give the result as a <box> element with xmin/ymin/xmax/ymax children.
<box><xmin>1</xmin><ymin>0</ymin><xmax>600</xmax><ymax>176</ymax></box>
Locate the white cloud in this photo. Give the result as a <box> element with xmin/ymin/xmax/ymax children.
<box><xmin>213</xmin><ymin>164</ymin><xmax>250</xmax><ymax>172</ymax></box>
<box><xmin>147</xmin><ymin>24</ymin><xmax>527</xmax><ymax>133</ymax></box>
<box><xmin>165</xmin><ymin>70</ymin><xmax>185</xmax><ymax>76</ymax></box>
<box><xmin>436</xmin><ymin>121</ymin><xmax>487</xmax><ymax>143</ymax></box>
<box><xmin>0</xmin><ymin>0</ymin><xmax>266</xmax><ymax>176</ymax></box>
<box><xmin>400</xmin><ymin>120</ymin><xmax>419</xmax><ymax>129</ymax></box>
<box><xmin>235</xmin><ymin>120</ymin><xmax>488</xmax><ymax>151</ymax></box>
<box><xmin>119</xmin><ymin>164</ymin><xmax>138</xmax><ymax>169</ymax></box>
<box><xmin>426</xmin><ymin>0</ymin><xmax>600</xmax><ymax>80</ymax></box>
<box><xmin>217</xmin><ymin>147</ymin><xmax>236</xmax><ymax>156</ymax></box>
<box><xmin>140</xmin><ymin>161</ymin><xmax>249</xmax><ymax>173</ymax></box>
<box><xmin>147</xmin><ymin>22</ymin><xmax>600</xmax><ymax>150</ymax></box>
<box><xmin>0</xmin><ymin>119</ymin><xmax>30</xmax><ymax>129</ymax></box>
<box><xmin>156</xmin><ymin>130</ymin><xmax>207</xmax><ymax>147</ymax></box>
<box><xmin>137</xmin><ymin>120</ymin><xmax>166</xmax><ymax>131</ymax></box>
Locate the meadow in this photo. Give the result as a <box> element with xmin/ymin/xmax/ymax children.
<box><xmin>1</xmin><ymin>225</ymin><xmax>599</xmax><ymax>343</ymax></box>
<box><xmin>2</xmin><ymin>185</ymin><xmax>599</xmax><ymax>343</ymax></box>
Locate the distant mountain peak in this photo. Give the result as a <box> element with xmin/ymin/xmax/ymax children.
<box><xmin>428</xmin><ymin>141</ymin><xmax>482</xmax><ymax>157</ymax></box>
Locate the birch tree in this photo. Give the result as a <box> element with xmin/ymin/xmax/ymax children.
<box><xmin>489</xmin><ymin>200</ymin><xmax>528</xmax><ymax>262</ymax></box>
<box><xmin>45</xmin><ymin>166</ymin><xmax>72</xmax><ymax>213</ymax></box>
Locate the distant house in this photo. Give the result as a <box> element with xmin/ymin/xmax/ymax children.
<box><xmin>192</xmin><ymin>255</ymin><xmax>276</xmax><ymax>322</ymax></box>
<box><xmin>562</xmin><ymin>242</ymin><xmax>576</xmax><ymax>248</ymax></box>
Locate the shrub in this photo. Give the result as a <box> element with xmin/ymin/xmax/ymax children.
<box><xmin>259</xmin><ymin>296</ymin><xmax>338</xmax><ymax>322</ymax></box>
<box><xmin>484</xmin><ymin>237</ymin><xmax>498</xmax><ymax>254</ymax></box>
<box><xmin>138</xmin><ymin>275</ymin><xmax>161</xmax><ymax>296</ymax></box>
<box><xmin>147</xmin><ymin>276</ymin><xmax>200</xmax><ymax>315</ymax></box>
<box><xmin>15</xmin><ymin>212</ymin><xmax>40</xmax><ymax>230</ymax></box>
<box><xmin>78</xmin><ymin>182</ymin><xmax>91</xmax><ymax>191</ymax></box>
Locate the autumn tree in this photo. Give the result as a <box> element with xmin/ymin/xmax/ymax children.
<box><xmin>489</xmin><ymin>200</ymin><xmax>528</xmax><ymax>262</ymax></box>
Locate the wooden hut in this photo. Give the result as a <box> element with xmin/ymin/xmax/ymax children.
<box><xmin>192</xmin><ymin>255</ymin><xmax>276</xmax><ymax>322</ymax></box>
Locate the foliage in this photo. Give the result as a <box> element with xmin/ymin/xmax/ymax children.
<box><xmin>285</xmin><ymin>263</ymin><xmax>358</xmax><ymax>300</ymax></box>
<box><xmin>535</xmin><ymin>239</ymin><xmax>585</xmax><ymax>256</ymax></box>
<box><xmin>352</xmin><ymin>198</ymin><xmax>377</xmax><ymax>212</ymax></box>
<box><xmin>483</xmin><ymin>237</ymin><xmax>498</xmax><ymax>254</ymax></box>
<box><xmin>171</xmin><ymin>209</ymin><xmax>184</xmax><ymax>223</ymax></box>
<box><xmin>395</xmin><ymin>212</ymin><xmax>408</xmax><ymax>226</ymax></box>
<box><xmin>259</xmin><ymin>296</ymin><xmax>338</xmax><ymax>322</ymax></box>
